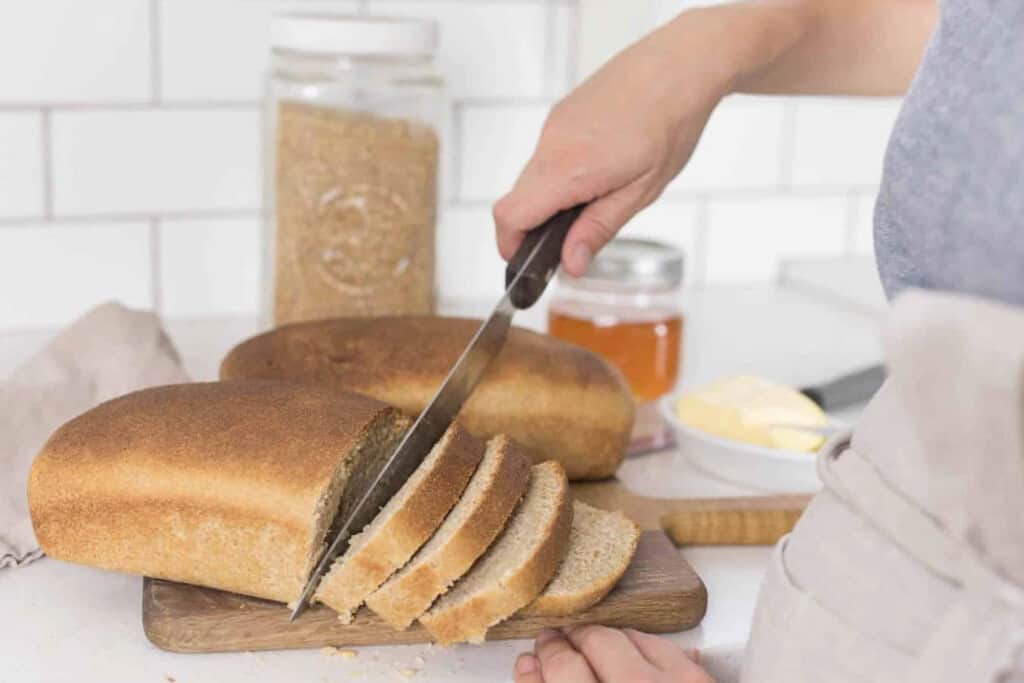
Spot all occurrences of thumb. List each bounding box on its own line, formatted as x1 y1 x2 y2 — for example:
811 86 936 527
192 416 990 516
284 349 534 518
513 653 546 683
561 189 643 277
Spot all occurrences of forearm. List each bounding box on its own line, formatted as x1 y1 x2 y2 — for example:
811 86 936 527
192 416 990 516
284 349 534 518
494 0 938 274
657 0 937 98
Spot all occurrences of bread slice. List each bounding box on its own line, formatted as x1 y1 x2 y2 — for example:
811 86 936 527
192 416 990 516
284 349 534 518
314 422 484 622
219 316 636 480
418 461 573 644
366 435 532 630
524 501 640 616
28 380 409 603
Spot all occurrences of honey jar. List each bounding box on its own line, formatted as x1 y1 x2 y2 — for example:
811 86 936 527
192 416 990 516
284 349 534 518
548 239 684 450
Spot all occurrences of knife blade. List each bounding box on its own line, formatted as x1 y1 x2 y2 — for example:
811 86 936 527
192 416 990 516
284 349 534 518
289 204 585 620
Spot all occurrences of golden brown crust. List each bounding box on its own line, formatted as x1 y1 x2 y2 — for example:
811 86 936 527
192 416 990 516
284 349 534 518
366 435 532 630
219 316 635 480
27 380 403 603
418 461 573 645
314 422 484 621
524 507 641 617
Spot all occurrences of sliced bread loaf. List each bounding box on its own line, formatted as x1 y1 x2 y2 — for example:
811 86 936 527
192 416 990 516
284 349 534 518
418 461 572 644
315 422 484 622
366 435 532 630
524 501 640 616
28 380 409 603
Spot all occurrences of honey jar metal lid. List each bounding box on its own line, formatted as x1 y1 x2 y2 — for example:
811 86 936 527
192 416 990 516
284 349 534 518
560 238 684 290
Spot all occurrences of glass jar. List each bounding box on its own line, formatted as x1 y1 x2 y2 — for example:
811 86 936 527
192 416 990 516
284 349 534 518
548 239 685 450
263 14 444 327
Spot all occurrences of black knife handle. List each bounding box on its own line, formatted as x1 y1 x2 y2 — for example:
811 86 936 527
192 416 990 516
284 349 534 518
505 204 586 309
801 364 886 411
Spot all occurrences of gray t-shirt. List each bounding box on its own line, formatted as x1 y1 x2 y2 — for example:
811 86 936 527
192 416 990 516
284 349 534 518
875 0 1024 306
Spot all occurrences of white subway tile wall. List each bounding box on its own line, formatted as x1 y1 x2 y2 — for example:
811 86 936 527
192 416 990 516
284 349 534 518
159 0 362 102
622 200 703 286
0 0 898 331
0 0 152 104
375 1 551 99
0 222 153 329
791 98 901 187
457 102 548 201
51 109 261 215
666 96 789 192
704 196 849 283
437 204 508 300
0 113 45 218
851 192 878 256
159 217 263 316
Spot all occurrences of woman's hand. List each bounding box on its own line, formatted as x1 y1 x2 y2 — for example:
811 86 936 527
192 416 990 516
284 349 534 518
513 626 715 683
493 13 731 277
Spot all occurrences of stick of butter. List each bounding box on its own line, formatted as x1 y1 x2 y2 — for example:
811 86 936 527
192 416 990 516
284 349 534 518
676 375 827 453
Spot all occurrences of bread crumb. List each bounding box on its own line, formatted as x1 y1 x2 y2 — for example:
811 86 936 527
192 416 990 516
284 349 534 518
320 646 358 659
398 668 418 679
338 649 358 659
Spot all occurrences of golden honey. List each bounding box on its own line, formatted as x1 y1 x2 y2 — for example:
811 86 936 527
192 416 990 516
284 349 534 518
549 309 683 402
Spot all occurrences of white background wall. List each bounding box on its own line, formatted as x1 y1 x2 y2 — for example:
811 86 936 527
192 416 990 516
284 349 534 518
0 0 896 331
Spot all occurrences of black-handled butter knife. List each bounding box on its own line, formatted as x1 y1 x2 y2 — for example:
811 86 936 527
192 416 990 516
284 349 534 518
289 205 585 620
800 364 886 412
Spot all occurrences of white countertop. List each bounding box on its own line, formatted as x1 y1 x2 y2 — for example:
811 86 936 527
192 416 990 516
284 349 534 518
0 285 883 683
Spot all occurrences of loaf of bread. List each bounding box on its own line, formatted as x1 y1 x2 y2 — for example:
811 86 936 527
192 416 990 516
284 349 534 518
28 380 410 603
29 378 642 642
366 435 532 630
219 316 635 480
419 461 573 644
314 422 483 622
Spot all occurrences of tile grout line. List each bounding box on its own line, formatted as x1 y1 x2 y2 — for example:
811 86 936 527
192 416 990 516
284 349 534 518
0 209 260 228
449 101 465 204
843 190 863 254
543 0 558 97
150 218 163 314
647 0 661 26
690 195 711 287
0 184 875 230
565 0 580 87
40 109 54 219
0 99 560 113
0 101 261 112
777 101 798 192
150 0 162 104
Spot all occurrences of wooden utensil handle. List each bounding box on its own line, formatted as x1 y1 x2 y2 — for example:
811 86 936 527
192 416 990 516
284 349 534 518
661 505 805 546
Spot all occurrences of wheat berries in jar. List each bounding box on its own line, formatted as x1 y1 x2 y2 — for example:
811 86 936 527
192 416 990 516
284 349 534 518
264 14 443 326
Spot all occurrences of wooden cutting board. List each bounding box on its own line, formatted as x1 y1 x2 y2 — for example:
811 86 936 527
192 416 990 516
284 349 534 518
142 479 809 653
143 531 706 653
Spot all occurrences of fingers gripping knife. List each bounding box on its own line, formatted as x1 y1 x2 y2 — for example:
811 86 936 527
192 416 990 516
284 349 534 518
290 205 586 620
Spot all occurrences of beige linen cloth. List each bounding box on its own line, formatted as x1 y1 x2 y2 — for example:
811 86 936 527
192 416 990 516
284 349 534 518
0 302 188 569
739 289 1024 682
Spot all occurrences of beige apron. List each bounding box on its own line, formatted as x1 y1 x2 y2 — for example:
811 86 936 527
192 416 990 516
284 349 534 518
741 290 1024 682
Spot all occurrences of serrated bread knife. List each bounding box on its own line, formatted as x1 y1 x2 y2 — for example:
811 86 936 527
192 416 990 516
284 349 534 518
289 205 585 621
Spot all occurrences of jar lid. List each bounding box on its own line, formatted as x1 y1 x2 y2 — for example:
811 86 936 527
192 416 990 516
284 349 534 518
271 13 438 57
560 238 684 290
